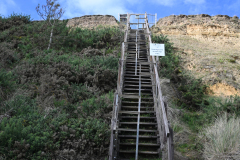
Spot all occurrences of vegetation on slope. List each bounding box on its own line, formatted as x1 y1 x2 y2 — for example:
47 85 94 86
0 13 123 160
152 34 240 159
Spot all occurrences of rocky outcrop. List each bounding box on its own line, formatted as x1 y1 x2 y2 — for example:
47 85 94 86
151 14 240 40
66 15 119 29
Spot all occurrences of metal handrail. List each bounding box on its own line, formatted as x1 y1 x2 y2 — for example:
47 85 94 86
135 64 141 160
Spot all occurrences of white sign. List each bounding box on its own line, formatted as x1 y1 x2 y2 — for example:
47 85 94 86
150 43 165 56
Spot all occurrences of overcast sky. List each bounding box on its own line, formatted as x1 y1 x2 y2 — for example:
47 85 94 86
0 0 239 21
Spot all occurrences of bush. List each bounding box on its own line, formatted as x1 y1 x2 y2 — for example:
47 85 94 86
0 12 32 31
181 95 240 132
177 75 208 110
200 113 240 160
81 91 114 117
0 69 17 103
0 89 114 159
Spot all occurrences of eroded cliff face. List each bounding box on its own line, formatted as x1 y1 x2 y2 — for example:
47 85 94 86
66 15 119 29
151 14 240 45
152 14 240 96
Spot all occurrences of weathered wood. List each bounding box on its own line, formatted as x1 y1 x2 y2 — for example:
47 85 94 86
119 134 158 138
109 91 117 160
117 128 157 132
168 126 174 160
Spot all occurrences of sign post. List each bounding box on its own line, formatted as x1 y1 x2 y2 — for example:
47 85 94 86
150 43 165 56
150 43 165 97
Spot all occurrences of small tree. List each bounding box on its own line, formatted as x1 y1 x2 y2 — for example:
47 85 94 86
36 0 65 50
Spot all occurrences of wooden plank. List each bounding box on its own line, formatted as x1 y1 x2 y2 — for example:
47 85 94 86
118 135 158 138
117 128 157 132
124 42 146 44
120 143 159 146
109 91 118 160
119 150 158 154
121 94 140 99
168 126 174 160
119 122 157 125
139 72 155 76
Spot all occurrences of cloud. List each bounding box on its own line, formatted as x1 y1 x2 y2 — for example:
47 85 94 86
150 0 205 6
0 0 17 16
228 0 240 12
58 0 135 20
184 0 205 4
150 0 177 6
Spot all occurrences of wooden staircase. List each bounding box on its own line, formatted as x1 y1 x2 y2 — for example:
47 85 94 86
118 29 160 159
109 13 174 160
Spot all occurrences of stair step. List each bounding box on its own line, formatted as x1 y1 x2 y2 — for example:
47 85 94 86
122 101 154 104
124 84 155 87
124 78 151 81
120 116 156 119
118 135 157 138
119 122 157 125
125 72 152 74
123 88 152 91
121 93 153 96
124 81 151 84
121 106 154 109
117 128 157 132
122 96 153 99
120 143 159 146
118 111 155 114
119 150 158 154
124 74 151 77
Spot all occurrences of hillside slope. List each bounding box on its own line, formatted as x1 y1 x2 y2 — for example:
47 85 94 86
151 14 240 97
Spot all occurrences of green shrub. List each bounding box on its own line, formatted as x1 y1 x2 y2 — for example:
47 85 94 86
69 83 94 104
181 95 240 132
0 12 32 31
0 90 114 159
81 91 114 116
177 76 208 110
0 69 17 102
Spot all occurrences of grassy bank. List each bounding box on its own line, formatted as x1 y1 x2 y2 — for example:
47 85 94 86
0 13 123 159
151 34 240 159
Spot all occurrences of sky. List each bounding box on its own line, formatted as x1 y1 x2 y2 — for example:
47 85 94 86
0 0 239 22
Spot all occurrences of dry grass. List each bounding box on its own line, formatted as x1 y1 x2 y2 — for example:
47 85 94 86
159 34 240 96
199 113 240 160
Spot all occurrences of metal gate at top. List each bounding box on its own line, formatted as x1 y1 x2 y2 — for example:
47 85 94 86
119 13 157 29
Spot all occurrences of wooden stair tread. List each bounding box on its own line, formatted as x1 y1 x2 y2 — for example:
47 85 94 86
119 150 158 154
117 128 157 132
119 122 157 125
120 143 159 146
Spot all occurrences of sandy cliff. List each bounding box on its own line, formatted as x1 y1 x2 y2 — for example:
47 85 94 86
151 14 240 96
66 15 119 29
